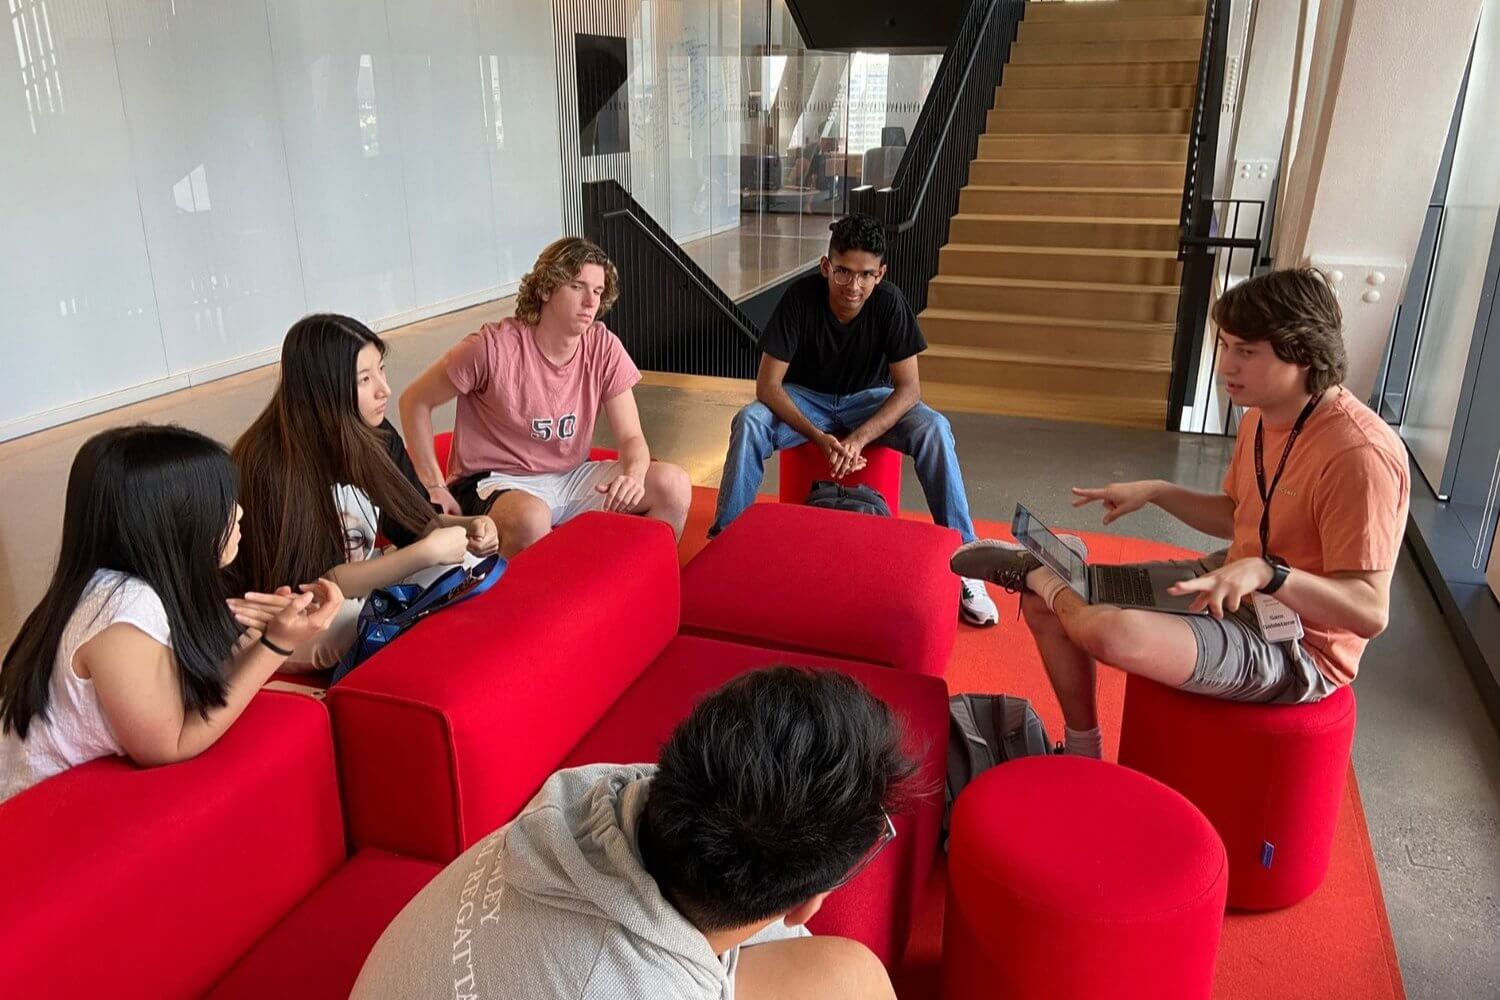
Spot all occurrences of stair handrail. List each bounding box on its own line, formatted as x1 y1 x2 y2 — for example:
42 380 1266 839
1169 0 1247 430
598 206 760 347
1178 0 1234 249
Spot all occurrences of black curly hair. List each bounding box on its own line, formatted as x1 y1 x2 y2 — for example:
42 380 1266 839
638 666 921 932
829 213 888 260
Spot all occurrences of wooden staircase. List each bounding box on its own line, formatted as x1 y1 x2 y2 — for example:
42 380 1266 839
920 0 1205 429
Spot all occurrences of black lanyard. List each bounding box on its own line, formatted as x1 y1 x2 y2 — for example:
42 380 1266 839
1253 393 1323 556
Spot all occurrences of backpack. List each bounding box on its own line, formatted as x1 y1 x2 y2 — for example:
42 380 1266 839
804 480 892 517
944 694 1053 845
329 555 506 686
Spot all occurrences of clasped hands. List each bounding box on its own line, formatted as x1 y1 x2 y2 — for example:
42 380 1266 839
816 431 869 480
226 578 346 664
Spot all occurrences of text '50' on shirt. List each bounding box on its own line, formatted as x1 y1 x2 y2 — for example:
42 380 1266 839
443 317 641 479
757 272 926 396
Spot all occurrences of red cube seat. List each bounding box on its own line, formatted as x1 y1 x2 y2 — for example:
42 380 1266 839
778 440 902 512
681 502 959 676
1118 676 1357 910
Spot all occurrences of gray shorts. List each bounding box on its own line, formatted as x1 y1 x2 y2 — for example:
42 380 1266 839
1148 551 1338 705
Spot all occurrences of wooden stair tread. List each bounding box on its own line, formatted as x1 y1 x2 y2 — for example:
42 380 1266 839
919 381 1168 427
942 243 1180 259
962 184 1181 195
1003 62 1198 80
923 343 1173 374
952 212 1179 225
928 274 1180 294
970 157 1183 166
920 307 1174 333
982 131 1190 139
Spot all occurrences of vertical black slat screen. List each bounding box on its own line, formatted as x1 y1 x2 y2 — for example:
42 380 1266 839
1167 0 1237 429
849 0 1026 316
583 180 760 379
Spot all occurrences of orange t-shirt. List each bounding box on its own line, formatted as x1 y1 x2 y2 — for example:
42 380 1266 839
1222 389 1410 686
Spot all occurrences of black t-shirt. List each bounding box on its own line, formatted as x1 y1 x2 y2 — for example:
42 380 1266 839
376 419 432 548
757 272 927 395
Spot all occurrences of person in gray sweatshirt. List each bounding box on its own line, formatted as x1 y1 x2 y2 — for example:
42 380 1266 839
351 665 921 1000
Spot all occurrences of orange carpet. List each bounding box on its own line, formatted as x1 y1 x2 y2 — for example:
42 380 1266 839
680 486 1406 1000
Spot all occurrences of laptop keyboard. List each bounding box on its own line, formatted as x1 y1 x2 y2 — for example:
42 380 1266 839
1093 566 1157 607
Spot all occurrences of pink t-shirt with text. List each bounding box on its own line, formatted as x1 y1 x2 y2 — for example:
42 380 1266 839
444 317 641 477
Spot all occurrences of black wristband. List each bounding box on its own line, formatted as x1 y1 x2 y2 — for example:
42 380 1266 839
259 634 294 657
1261 555 1291 595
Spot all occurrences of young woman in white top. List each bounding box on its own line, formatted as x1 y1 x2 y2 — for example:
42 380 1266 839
230 314 497 670
0 425 343 803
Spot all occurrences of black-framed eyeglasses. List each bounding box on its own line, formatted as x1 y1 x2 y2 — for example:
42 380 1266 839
827 811 897 891
829 265 881 287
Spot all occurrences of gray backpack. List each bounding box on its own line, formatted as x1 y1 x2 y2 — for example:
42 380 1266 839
944 694 1053 845
805 480 892 517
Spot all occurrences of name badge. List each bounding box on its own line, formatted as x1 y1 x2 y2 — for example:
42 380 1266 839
1250 592 1304 644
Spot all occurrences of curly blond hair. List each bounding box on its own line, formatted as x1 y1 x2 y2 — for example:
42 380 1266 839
514 237 620 326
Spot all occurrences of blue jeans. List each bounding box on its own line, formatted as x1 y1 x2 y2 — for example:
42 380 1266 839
710 385 979 542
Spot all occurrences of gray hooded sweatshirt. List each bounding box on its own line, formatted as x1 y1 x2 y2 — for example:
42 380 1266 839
351 763 808 1000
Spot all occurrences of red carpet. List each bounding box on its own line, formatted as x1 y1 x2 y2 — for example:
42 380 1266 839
680 486 1405 1000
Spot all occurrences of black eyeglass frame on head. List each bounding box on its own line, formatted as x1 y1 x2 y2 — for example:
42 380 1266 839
826 810 897 891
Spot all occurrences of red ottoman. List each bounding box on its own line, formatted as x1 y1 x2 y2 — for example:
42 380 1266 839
1118 676 1356 911
681 502 960 676
944 757 1227 1000
778 441 902 512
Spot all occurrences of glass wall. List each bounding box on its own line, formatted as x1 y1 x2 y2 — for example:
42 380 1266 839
0 0 941 438
0 0 564 439
671 0 941 299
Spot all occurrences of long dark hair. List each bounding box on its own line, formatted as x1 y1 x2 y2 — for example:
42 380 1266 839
1 425 241 740
232 313 437 591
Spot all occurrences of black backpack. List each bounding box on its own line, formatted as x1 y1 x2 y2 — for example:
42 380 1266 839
805 480 892 517
944 694 1053 846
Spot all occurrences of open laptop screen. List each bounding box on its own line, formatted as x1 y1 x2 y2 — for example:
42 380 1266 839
1012 503 1088 595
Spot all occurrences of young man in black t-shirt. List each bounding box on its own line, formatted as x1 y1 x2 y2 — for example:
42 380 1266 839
710 214 998 626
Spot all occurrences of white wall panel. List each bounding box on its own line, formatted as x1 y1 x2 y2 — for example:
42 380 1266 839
265 0 416 321
107 0 306 374
0 0 170 428
386 0 502 308
475 0 566 277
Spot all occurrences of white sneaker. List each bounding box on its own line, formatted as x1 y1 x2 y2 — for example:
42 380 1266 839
959 577 999 627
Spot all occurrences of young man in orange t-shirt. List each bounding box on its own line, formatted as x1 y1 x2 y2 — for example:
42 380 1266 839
951 268 1409 758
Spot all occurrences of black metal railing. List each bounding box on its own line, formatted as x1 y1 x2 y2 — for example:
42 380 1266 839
582 180 759 378
1167 0 1237 429
1177 198 1267 436
849 0 1026 313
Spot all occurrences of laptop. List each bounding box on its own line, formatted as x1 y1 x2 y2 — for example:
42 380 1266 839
1012 502 1206 615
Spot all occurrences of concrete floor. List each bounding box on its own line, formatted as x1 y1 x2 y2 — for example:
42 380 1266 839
1 306 1496 998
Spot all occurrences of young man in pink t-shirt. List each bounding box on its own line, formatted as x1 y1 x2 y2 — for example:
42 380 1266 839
951 268 1409 758
400 238 691 557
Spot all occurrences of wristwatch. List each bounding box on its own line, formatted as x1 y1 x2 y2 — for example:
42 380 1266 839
1261 554 1290 595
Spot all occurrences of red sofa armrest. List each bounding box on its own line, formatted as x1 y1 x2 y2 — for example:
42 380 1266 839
328 513 680 862
0 692 344 999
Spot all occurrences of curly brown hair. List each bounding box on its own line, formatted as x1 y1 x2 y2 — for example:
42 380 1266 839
514 237 620 326
1212 267 1347 393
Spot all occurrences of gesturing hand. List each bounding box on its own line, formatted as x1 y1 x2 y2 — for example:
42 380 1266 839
465 516 499 556
1071 481 1159 525
1167 558 1274 619
596 473 646 513
229 580 345 655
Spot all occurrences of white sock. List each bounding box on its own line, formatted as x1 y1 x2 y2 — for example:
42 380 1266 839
1025 565 1070 611
1064 726 1103 759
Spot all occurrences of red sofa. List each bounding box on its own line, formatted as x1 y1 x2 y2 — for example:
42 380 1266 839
0 507 957 997
0 692 441 1000
330 509 955 966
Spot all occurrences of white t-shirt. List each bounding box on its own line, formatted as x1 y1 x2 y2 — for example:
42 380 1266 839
0 570 171 803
